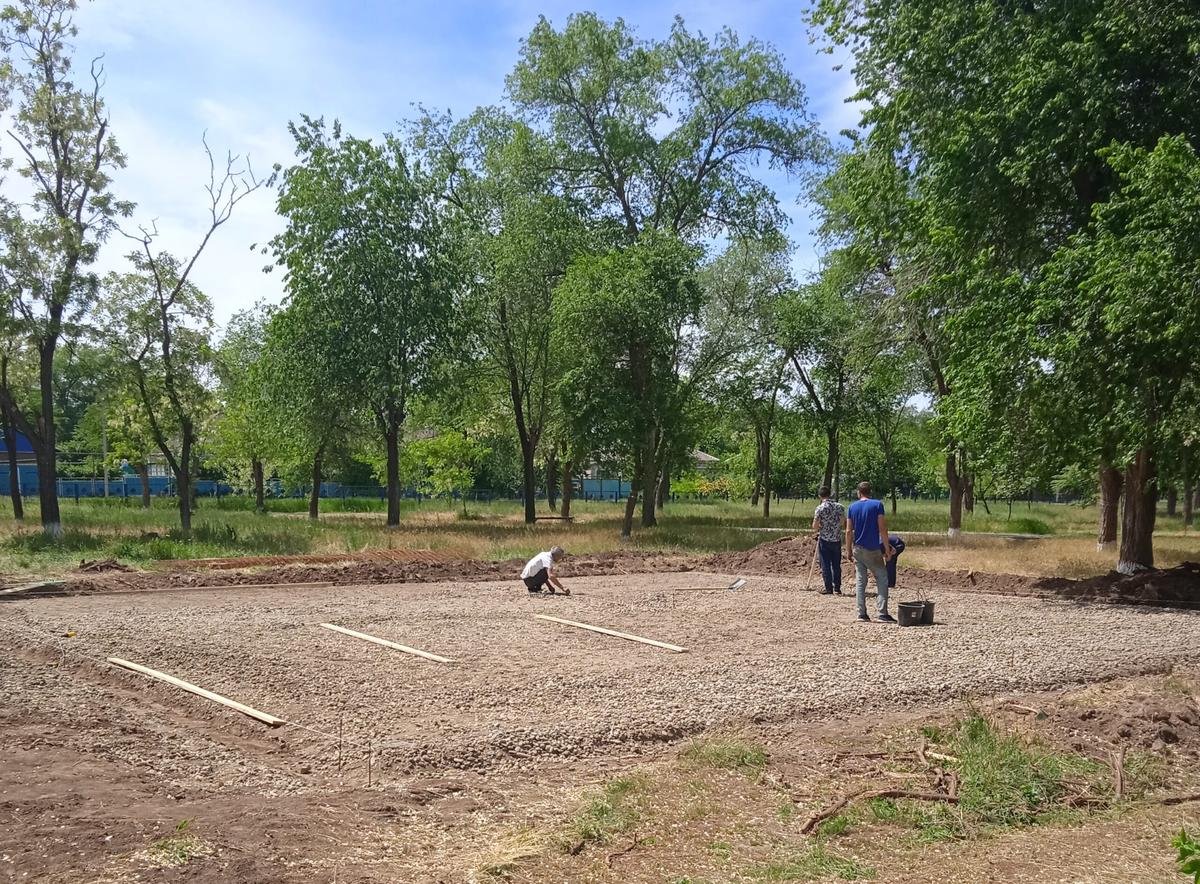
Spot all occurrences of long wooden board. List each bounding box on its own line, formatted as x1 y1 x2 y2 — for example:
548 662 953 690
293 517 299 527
534 614 687 653
107 657 286 727
0 579 66 596
319 623 453 664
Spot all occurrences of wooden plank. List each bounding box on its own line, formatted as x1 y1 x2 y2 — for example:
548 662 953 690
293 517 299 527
319 623 453 664
534 614 687 653
0 579 66 596
107 657 286 727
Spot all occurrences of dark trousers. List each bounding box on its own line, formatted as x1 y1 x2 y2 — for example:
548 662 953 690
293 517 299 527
886 550 902 588
818 539 842 591
523 568 549 592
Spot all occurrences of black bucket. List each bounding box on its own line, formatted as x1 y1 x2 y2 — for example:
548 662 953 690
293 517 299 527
921 600 935 625
897 601 925 627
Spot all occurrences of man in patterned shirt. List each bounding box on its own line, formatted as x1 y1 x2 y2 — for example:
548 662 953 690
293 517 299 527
811 486 845 595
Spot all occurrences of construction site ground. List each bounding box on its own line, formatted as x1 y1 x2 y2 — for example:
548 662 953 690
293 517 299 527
3 537 1200 882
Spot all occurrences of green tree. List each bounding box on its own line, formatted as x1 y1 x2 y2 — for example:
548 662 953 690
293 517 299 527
554 232 701 538
509 13 826 525
403 431 489 515
212 303 274 512
706 239 794 516
417 109 584 524
270 117 456 527
812 0 1200 564
96 256 214 534
0 0 132 534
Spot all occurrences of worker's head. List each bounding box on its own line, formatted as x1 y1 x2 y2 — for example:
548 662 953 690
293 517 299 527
550 546 566 561
857 481 872 499
818 486 831 500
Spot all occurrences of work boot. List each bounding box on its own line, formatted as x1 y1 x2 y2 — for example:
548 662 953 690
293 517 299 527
856 613 871 622
878 613 897 623
821 589 834 595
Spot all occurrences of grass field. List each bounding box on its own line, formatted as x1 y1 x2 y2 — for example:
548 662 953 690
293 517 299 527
0 495 1195 578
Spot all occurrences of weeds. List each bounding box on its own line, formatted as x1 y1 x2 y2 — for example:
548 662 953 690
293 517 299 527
750 844 876 881
146 820 207 867
561 775 647 850
680 737 768 776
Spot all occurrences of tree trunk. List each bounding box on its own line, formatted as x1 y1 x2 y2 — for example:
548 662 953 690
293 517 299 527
640 428 658 528
1184 449 1194 528
822 427 838 492
1117 448 1156 574
622 479 640 540
761 426 772 518
33 336 62 535
1097 465 1122 551
546 448 558 512
1166 486 1178 517
385 423 400 527
946 450 963 538
176 427 194 536
138 463 151 509
964 474 975 514
561 457 573 521
657 468 668 511
309 446 324 521
520 438 536 525
3 406 23 522
252 458 265 513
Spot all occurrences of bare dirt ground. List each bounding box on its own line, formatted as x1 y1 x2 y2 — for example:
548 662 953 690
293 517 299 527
52 533 1200 608
4 554 1200 882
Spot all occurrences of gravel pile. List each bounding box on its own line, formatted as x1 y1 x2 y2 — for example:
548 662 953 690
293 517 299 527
7 571 1200 784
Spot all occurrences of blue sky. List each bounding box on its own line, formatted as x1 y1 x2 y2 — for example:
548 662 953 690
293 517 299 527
72 1 861 323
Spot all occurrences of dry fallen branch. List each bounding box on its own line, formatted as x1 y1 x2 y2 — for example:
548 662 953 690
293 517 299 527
926 750 959 763
1157 793 1200 806
801 788 960 835
606 834 648 868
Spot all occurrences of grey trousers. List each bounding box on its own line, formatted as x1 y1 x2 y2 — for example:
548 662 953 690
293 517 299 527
853 545 890 616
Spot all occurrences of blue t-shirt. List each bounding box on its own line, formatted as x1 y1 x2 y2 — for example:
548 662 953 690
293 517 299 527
848 498 885 549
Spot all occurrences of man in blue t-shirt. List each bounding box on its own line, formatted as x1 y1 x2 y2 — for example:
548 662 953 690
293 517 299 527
845 481 895 623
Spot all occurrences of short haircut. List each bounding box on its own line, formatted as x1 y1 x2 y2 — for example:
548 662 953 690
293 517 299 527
818 486 831 498
550 546 565 560
857 481 872 497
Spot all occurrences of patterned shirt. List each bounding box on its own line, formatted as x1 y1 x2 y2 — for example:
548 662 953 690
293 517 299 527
813 499 845 542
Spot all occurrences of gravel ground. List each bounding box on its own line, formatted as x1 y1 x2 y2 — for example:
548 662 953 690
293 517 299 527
5 571 1200 786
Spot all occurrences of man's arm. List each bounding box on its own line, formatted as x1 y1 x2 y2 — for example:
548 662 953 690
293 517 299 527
812 512 821 535
878 510 893 559
845 513 855 561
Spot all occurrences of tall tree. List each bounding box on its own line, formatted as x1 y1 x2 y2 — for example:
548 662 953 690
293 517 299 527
97 257 214 534
509 13 825 523
0 0 131 533
212 303 274 512
270 117 455 527
417 110 583 524
706 239 794 516
554 232 701 537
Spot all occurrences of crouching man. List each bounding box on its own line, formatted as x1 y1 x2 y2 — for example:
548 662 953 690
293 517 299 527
521 545 570 595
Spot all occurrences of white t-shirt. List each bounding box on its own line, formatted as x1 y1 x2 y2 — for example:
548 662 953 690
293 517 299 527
521 551 556 579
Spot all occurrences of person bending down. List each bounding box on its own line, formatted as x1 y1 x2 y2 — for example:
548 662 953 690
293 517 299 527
521 546 569 595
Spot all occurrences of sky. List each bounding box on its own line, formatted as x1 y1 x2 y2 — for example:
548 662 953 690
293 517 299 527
66 0 863 325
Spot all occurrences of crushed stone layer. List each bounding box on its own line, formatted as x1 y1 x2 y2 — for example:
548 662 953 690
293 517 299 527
4 571 1200 786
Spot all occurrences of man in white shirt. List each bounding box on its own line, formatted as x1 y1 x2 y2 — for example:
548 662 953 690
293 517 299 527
521 546 569 595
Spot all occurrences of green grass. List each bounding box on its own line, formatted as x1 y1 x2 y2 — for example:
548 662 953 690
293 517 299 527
749 845 876 881
561 775 648 850
679 737 769 776
0 494 1191 578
